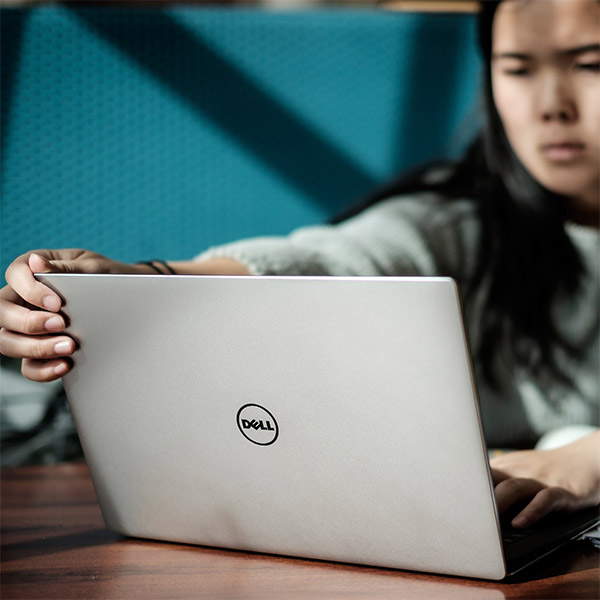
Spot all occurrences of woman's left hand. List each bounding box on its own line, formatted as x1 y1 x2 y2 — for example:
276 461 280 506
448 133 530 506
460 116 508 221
490 430 600 528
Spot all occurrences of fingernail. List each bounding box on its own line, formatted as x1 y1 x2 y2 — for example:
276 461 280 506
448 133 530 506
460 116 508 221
54 341 72 355
54 363 69 376
45 316 64 332
43 295 61 312
512 516 528 528
30 253 47 268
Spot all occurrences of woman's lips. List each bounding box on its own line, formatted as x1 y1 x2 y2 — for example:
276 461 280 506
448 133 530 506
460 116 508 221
541 142 585 162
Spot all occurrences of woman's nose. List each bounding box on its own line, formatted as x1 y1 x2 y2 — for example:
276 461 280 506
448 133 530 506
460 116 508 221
538 72 578 123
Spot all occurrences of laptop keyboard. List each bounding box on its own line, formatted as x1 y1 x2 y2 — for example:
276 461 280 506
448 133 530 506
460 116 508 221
501 506 600 575
501 524 539 545
499 504 542 545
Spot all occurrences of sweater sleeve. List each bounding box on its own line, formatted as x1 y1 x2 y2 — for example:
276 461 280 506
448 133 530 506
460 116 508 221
195 193 482 280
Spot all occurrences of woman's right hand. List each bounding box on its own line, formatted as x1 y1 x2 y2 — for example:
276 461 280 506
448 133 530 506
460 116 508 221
0 249 147 382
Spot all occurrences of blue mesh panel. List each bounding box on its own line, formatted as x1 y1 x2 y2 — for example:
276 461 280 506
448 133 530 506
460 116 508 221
1 7 480 282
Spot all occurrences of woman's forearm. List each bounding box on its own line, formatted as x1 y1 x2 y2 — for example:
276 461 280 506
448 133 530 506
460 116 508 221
162 258 251 276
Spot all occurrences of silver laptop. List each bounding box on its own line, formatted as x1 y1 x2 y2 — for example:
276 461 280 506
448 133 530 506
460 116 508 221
37 274 599 580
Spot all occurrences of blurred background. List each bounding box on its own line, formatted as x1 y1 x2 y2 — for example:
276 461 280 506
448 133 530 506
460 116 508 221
0 1 478 8
1 0 481 465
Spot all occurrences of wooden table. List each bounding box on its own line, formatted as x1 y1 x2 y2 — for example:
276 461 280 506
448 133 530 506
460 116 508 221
1 464 599 599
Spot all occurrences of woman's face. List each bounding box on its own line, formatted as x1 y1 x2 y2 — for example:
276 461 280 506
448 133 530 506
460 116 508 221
491 0 600 224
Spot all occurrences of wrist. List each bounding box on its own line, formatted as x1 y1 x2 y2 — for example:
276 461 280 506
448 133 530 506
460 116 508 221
133 262 158 274
134 260 176 275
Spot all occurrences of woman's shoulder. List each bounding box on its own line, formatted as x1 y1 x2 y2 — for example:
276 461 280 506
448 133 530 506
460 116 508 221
354 191 483 254
357 190 481 228
339 191 484 281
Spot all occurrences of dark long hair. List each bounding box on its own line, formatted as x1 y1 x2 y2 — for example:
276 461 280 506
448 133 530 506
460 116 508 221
334 0 585 387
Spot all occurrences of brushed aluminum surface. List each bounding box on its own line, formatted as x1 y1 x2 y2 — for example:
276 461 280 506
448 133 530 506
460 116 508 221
38 274 506 579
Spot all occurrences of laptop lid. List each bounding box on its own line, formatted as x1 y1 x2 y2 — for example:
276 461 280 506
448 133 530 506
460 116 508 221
37 274 507 580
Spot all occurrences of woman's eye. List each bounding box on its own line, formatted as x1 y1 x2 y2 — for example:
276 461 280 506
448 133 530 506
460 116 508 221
503 68 530 76
576 62 600 72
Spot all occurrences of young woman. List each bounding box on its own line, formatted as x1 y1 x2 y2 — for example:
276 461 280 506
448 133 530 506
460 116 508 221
1 0 598 529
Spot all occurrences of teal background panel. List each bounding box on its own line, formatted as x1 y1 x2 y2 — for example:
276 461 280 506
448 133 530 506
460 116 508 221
1 7 481 284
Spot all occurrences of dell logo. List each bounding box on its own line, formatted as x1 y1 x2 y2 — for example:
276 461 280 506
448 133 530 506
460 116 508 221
241 419 275 432
237 404 279 446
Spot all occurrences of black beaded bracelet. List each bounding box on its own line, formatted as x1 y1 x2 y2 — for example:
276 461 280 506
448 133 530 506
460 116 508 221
136 260 176 275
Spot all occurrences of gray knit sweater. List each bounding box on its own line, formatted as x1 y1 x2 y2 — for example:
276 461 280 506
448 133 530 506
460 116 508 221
197 193 599 448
